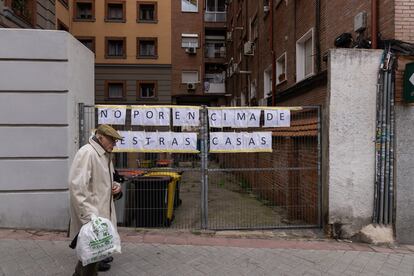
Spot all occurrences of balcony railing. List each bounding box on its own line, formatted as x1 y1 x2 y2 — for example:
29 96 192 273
204 11 226 22
204 73 226 94
205 44 226 58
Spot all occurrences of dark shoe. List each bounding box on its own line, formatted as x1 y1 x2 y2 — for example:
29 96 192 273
98 261 111 272
102 256 113 263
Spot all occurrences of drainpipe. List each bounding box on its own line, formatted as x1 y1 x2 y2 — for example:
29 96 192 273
315 0 321 73
271 0 276 106
371 0 378 49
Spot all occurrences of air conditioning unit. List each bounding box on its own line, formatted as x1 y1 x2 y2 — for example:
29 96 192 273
185 47 197 54
263 5 270 13
187 83 196 90
243 41 254 55
226 31 233 42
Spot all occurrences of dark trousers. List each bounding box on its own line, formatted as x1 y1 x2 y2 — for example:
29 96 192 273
73 261 98 276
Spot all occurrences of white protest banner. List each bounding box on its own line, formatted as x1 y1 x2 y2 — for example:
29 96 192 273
131 106 170 126
245 132 272 152
97 105 126 125
233 109 261 128
209 132 224 152
209 132 272 153
130 131 145 151
263 109 291 127
169 132 198 152
142 132 159 151
173 107 200 126
113 131 131 151
208 109 222 128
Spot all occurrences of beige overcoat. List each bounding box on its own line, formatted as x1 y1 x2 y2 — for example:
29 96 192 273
69 137 117 239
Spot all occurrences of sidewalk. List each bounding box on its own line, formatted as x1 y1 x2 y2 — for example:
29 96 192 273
0 228 413 276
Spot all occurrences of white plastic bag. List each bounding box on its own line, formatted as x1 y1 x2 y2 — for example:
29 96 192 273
76 214 121 266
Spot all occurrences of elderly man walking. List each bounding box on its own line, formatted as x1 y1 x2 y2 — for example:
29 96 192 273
69 124 123 276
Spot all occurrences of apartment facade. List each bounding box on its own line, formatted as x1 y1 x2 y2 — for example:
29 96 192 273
0 0 56 28
68 0 171 105
172 0 228 106
226 0 396 107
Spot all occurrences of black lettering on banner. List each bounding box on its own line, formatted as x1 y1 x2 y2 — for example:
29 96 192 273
114 110 122 118
159 112 165 120
188 112 195 120
145 137 151 145
236 137 242 146
172 138 178 146
223 112 227 121
212 137 218 145
248 138 256 146
146 111 154 119
132 137 138 145
279 112 285 121
174 111 180 120
211 113 217 121
261 136 266 145
185 137 191 145
120 137 125 145
249 113 257 121
237 112 246 121
266 112 273 121
225 137 232 145
133 110 139 118
159 137 165 145
99 110 108 118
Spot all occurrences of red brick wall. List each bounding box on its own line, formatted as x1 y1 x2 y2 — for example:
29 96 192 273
395 0 414 42
171 0 204 97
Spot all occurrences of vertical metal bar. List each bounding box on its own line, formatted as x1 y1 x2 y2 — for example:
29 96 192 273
200 106 208 229
78 102 85 148
317 106 322 228
389 61 395 225
379 68 388 224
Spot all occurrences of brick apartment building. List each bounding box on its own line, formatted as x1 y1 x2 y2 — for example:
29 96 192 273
172 0 228 106
225 0 397 107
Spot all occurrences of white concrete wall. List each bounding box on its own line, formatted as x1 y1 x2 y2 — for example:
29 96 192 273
0 29 94 230
395 106 414 244
326 49 382 236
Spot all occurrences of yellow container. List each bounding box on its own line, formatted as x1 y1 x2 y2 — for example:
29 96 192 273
144 172 182 223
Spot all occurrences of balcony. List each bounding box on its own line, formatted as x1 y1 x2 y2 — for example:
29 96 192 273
204 11 226 22
205 43 226 59
204 73 226 94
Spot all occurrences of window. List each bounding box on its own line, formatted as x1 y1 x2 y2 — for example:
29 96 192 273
74 0 95 21
181 71 199 83
137 81 157 99
105 1 125 22
276 52 286 84
105 37 126 59
77 37 95 53
138 2 157 22
181 34 199 48
205 36 226 58
137 38 157 58
105 81 126 100
250 16 258 41
205 0 226 21
181 0 198 12
264 65 272 98
296 28 314 82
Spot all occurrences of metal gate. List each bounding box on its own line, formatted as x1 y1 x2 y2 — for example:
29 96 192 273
78 104 321 230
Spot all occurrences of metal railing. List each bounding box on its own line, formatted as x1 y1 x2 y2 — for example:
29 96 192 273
204 11 226 22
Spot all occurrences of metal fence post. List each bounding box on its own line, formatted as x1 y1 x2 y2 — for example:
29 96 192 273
317 105 322 228
200 106 209 229
78 102 85 149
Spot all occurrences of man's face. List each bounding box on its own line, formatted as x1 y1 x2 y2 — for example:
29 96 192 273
99 135 117 152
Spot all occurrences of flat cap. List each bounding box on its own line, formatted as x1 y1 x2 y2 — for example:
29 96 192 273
96 124 122 140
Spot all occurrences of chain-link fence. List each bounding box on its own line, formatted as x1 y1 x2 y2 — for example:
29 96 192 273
79 104 321 230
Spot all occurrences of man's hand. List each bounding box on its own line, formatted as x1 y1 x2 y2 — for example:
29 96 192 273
112 182 121 195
